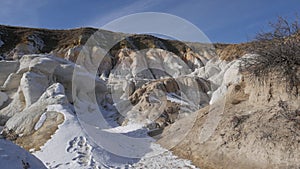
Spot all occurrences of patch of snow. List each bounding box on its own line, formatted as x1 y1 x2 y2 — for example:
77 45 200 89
33 104 102 169
34 112 47 130
130 143 199 169
102 123 144 134
34 102 199 168
0 139 47 169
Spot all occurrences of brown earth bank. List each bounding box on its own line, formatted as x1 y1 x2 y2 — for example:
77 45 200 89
159 74 300 169
14 111 64 151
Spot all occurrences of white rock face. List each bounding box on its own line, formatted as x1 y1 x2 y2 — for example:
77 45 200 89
20 72 49 108
0 88 26 125
29 57 59 74
0 92 8 107
111 48 192 82
0 53 108 138
18 55 39 73
103 48 218 130
2 73 23 91
0 61 19 86
223 60 242 85
53 63 75 102
65 45 82 61
9 55 59 108
192 55 245 105
4 83 68 136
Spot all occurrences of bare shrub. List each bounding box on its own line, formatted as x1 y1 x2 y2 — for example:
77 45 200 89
241 16 300 95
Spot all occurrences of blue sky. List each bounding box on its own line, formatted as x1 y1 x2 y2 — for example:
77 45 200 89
0 0 299 43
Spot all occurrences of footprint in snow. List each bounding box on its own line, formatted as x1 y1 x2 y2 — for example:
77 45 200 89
66 136 97 167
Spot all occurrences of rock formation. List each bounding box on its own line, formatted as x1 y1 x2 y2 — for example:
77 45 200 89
0 25 299 169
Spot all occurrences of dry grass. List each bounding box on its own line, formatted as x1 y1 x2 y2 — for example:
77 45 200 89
240 16 300 95
215 43 253 61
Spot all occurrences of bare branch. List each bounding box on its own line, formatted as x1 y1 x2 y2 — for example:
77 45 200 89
241 15 300 96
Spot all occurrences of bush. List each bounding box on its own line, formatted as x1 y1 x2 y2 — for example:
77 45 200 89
241 16 300 95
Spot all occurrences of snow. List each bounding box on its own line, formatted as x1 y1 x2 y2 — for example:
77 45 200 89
33 104 100 169
103 123 144 134
34 112 47 130
90 116 200 168
130 144 198 169
32 102 199 169
0 139 46 169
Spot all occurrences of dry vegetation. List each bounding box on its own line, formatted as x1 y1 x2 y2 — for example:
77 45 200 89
240 16 300 95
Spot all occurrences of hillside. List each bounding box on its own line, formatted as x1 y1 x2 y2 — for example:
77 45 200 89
0 24 299 169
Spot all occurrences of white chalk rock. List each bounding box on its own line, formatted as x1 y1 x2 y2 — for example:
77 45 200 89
4 83 68 136
20 72 49 108
0 61 19 86
0 92 8 107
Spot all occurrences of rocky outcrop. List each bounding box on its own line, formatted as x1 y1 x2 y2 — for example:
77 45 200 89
118 76 211 129
0 92 8 107
1 55 56 122
3 83 67 137
0 53 107 151
108 47 213 130
0 60 19 86
160 54 300 169
0 25 299 169
10 34 45 60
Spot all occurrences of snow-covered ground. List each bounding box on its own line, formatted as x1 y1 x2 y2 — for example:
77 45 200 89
0 138 46 169
32 102 199 169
